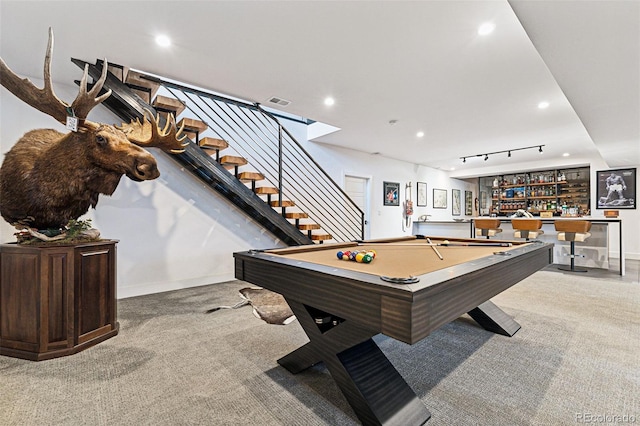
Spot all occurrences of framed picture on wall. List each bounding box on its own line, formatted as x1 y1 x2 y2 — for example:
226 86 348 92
452 189 461 215
596 168 636 209
383 181 400 206
433 188 447 209
416 182 427 206
465 190 473 215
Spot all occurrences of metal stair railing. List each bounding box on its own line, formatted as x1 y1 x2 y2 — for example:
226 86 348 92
151 77 364 242
72 58 314 246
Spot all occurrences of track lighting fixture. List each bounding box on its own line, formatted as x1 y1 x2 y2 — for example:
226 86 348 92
460 145 545 164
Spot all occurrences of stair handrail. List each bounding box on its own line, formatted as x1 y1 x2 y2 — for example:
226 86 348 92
145 75 364 242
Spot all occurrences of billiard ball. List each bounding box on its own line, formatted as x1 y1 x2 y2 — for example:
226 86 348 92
367 250 376 258
336 251 344 259
355 252 365 263
362 254 372 263
442 240 450 245
342 251 351 260
350 251 359 261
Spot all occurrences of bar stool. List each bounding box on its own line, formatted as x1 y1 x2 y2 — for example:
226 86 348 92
512 219 544 241
554 220 591 272
475 218 502 239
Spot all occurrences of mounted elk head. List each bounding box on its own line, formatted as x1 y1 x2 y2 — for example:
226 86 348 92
0 28 187 233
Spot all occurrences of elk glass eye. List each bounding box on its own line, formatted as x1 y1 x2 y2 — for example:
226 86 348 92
96 135 106 144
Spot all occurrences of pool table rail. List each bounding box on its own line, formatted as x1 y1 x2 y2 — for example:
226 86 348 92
234 239 553 344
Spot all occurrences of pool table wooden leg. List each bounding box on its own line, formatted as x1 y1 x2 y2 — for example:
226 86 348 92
467 300 521 336
279 298 432 426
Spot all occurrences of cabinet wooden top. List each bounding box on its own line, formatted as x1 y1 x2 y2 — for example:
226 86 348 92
0 239 118 250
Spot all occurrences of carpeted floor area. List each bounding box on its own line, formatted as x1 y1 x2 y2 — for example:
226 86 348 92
1 266 638 425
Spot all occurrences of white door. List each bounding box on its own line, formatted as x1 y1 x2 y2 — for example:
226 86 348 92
344 175 370 239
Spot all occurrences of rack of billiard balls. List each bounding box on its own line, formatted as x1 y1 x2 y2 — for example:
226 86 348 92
336 249 376 263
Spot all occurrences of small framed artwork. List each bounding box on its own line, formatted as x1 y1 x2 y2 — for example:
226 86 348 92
433 188 447 209
452 189 461 215
383 181 400 206
596 168 636 209
416 182 427 206
465 190 473 215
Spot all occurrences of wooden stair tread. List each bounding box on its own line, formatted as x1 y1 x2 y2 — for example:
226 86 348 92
219 155 248 166
285 212 308 219
125 70 160 101
238 172 265 181
199 137 229 150
270 200 295 207
177 117 209 132
298 224 320 230
152 95 186 116
310 234 332 241
254 187 279 195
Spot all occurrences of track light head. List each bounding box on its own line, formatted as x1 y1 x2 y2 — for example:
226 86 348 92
508 151 511 158
539 146 543 153
484 154 488 161
462 157 466 163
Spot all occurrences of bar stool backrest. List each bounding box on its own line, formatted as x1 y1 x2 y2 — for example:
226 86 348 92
554 220 591 234
475 218 502 230
512 219 543 231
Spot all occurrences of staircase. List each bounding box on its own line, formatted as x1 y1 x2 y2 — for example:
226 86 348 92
73 58 363 246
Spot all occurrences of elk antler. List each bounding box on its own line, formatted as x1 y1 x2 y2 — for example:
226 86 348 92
0 27 111 126
117 109 188 153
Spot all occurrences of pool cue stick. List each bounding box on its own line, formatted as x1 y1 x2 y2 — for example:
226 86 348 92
426 237 444 260
441 242 512 247
360 242 513 247
416 235 512 247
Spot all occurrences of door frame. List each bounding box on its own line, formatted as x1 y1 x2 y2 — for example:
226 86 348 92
343 172 372 240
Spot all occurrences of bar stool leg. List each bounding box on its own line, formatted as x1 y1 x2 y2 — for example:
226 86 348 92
558 241 588 273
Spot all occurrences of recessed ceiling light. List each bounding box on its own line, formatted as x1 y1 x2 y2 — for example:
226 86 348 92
416 131 424 138
563 152 570 157
538 101 550 109
155 34 171 47
450 167 456 171
324 97 335 106
478 22 495 36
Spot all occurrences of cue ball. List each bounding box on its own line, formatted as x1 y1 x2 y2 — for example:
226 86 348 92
442 240 449 245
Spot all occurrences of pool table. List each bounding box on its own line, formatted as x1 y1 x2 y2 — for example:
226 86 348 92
234 236 553 425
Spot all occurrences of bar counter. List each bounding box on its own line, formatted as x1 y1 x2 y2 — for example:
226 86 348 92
413 217 624 275
472 217 624 275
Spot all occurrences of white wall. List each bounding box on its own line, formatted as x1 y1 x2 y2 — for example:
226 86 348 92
1 81 284 298
294 142 477 238
2 79 638 301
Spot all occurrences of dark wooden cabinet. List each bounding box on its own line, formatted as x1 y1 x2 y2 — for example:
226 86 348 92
0 240 119 361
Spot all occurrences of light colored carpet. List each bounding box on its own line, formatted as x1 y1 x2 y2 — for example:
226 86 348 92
1 270 638 425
